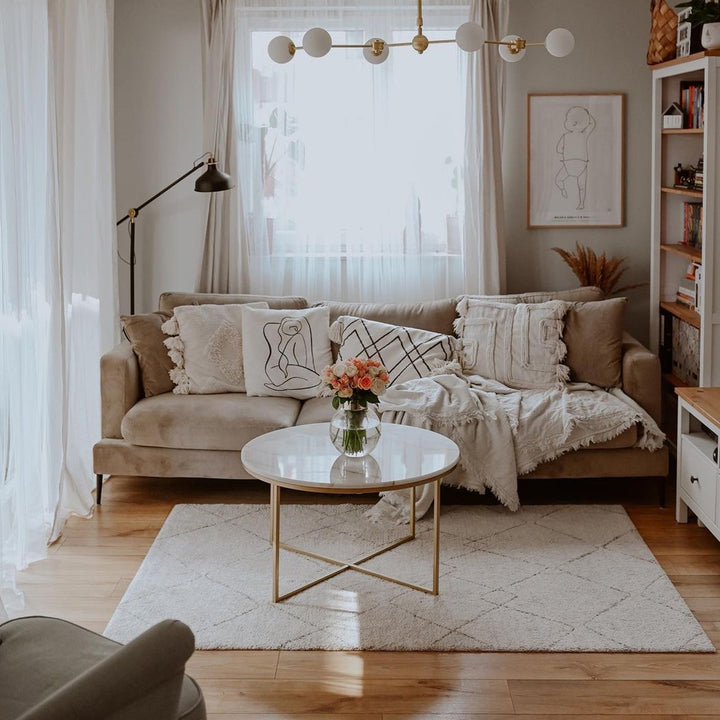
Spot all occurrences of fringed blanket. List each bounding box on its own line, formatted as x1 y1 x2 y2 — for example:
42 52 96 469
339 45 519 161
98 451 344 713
367 363 665 522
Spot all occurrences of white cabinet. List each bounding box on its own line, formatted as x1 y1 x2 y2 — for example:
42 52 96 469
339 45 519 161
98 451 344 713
676 388 720 540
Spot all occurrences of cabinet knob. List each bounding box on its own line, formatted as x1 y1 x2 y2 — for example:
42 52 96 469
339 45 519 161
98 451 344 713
690 475 699 484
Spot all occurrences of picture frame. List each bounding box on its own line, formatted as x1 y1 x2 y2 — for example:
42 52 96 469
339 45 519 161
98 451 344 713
527 93 625 229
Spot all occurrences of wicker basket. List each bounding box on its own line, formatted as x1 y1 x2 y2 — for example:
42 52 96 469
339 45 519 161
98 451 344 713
647 0 678 65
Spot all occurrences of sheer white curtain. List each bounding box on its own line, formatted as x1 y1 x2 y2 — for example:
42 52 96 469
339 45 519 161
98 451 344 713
0 0 116 609
225 0 470 303
463 0 507 294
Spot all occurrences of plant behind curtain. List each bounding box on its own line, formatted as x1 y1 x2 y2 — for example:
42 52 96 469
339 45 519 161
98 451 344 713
0 0 116 610
228 0 470 303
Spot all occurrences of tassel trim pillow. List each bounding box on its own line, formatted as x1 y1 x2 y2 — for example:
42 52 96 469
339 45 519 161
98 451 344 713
454 298 571 390
161 302 268 394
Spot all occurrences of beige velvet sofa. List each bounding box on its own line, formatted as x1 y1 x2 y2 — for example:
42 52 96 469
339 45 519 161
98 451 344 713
93 290 669 504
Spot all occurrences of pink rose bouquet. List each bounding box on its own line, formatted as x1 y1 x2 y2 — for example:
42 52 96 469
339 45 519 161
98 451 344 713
320 357 390 411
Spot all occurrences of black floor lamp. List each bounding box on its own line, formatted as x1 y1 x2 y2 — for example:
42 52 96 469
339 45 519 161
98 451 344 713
116 152 234 314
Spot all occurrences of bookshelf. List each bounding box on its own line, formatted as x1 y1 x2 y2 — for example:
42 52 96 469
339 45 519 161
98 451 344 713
650 52 720 440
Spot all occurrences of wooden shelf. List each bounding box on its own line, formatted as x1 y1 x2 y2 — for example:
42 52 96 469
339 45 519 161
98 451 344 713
661 186 703 198
650 49 720 71
660 242 702 262
660 300 701 329
662 128 704 135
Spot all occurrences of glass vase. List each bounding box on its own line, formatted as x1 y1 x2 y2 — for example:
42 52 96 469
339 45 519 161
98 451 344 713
329 404 381 457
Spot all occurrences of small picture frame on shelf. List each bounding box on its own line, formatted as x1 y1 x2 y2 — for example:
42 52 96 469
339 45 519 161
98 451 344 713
527 93 625 228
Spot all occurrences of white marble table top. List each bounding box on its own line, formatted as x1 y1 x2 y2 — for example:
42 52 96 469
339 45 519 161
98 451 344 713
241 422 459 493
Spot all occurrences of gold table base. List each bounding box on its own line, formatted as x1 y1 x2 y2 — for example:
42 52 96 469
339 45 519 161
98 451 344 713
270 481 441 602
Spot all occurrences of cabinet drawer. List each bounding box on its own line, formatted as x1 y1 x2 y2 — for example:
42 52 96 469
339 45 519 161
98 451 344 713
680 434 718 522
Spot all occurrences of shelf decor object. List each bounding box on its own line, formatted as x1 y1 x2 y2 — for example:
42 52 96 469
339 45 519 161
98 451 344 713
116 153 233 315
650 51 720 443
527 93 625 228
267 0 574 65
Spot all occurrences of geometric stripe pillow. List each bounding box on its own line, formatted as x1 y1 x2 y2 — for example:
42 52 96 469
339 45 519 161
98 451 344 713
329 315 459 386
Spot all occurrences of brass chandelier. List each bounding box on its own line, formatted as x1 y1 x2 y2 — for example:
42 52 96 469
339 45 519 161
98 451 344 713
268 0 575 65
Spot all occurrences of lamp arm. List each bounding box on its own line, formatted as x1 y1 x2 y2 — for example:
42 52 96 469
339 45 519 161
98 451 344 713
116 161 207 226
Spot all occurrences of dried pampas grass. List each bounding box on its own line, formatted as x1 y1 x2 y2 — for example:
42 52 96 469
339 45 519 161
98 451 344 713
552 243 644 297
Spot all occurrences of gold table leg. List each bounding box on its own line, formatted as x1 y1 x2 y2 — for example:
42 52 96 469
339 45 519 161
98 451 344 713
270 480 440 602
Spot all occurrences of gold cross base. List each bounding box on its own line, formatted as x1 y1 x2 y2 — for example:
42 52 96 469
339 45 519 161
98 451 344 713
270 480 441 603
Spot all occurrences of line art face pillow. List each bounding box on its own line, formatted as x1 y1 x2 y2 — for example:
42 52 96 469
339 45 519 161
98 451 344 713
242 305 333 399
329 316 459 386
161 302 268 394
455 298 571 389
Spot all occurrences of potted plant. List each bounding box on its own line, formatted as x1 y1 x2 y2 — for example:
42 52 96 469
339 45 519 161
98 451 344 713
677 0 720 50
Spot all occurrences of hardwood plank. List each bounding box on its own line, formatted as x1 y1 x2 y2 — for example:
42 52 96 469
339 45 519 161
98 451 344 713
207 715 381 720
276 651 720 681
187 651 279 679
508 680 720 715
202 679 512 715
385 716 720 720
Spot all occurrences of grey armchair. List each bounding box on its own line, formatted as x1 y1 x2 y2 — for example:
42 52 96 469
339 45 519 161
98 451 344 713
0 616 205 720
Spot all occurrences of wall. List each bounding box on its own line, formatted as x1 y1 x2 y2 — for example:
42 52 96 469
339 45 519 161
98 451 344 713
503 0 652 343
114 0 205 315
114 0 653 340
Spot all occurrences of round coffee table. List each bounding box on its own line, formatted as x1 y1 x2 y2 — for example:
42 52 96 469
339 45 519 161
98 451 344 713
241 422 459 602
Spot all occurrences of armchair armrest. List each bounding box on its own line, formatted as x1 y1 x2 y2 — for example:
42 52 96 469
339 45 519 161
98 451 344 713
101 342 142 439
622 332 661 425
19 620 197 720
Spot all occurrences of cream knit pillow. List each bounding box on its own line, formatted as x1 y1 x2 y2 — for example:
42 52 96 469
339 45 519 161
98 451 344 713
161 302 267 394
455 298 571 389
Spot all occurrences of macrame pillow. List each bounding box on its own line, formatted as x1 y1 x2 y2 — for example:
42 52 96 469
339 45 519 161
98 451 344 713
454 298 571 390
161 302 268 394
329 316 459 386
241 305 333 400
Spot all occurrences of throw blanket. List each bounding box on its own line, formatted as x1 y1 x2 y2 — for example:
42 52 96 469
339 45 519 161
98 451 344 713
368 364 665 522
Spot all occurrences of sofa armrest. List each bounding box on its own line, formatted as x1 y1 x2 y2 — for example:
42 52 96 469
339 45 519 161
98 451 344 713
101 342 142 439
622 332 661 425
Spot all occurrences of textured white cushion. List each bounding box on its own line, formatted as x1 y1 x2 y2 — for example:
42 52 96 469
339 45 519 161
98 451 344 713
454 298 570 389
329 316 458 386
161 302 267 394
242 306 332 400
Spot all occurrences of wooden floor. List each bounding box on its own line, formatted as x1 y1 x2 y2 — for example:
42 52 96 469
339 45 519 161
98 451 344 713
14 475 720 719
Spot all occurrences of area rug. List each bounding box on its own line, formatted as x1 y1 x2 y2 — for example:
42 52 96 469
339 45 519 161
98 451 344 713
104 503 714 652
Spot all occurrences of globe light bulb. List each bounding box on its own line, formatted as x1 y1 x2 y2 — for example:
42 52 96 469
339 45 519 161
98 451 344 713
268 35 296 64
303 27 332 58
498 34 526 62
545 28 575 57
455 22 486 52
363 38 389 65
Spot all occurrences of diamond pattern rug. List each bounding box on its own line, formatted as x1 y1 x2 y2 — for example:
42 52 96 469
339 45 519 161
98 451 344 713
104 503 714 652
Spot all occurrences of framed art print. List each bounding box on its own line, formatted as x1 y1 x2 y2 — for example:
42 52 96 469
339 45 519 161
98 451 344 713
527 93 625 228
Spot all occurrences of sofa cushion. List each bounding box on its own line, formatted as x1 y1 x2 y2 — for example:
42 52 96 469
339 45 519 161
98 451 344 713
158 292 307 314
315 298 458 336
564 298 626 387
162 302 267 394
121 393 301 450
121 312 174 397
297 396 334 425
467 286 604 304
455 299 571 389
330 315 459 386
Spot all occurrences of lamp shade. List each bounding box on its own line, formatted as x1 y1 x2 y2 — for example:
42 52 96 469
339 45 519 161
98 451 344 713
545 28 575 57
268 35 296 63
455 22 485 52
303 27 332 57
363 38 389 64
194 162 234 193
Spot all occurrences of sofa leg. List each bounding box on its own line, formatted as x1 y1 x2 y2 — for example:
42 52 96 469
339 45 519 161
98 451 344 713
96 474 104 505
656 475 666 508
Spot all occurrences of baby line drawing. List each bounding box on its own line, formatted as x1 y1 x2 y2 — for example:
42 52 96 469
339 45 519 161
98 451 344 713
555 106 596 210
